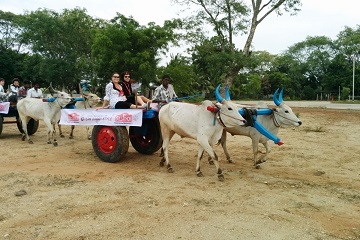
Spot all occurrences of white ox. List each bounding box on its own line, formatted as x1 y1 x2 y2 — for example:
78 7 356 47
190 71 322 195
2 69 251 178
220 89 302 168
159 85 246 181
17 91 73 146
58 92 102 139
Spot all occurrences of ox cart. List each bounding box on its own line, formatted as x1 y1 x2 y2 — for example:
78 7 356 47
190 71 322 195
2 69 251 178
59 103 163 163
0 102 39 136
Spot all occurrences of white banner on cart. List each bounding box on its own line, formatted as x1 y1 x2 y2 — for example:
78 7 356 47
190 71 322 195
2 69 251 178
0 102 10 114
59 108 143 126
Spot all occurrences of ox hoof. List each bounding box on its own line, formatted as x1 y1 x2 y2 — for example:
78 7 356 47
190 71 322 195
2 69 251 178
53 141 58 147
228 159 235 164
218 174 225 181
28 140 33 144
47 141 52 144
60 134 65 138
87 137 91 140
255 164 261 169
208 160 214 165
167 167 173 173
22 136 26 141
196 172 203 177
69 136 74 139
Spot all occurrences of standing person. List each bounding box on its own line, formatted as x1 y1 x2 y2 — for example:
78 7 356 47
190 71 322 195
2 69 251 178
120 71 151 109
98 72 146 109
18 80 31 99
27 82 43 98
0 78 9 102
152 75 178 102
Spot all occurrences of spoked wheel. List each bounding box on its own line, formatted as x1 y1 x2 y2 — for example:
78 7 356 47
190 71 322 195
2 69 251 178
92 126 129 163
17 118 39 135
129 118 162 154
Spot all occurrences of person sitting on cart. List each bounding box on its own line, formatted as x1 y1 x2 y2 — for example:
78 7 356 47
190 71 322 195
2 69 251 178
152 75 178 103
27 82 43 98
7 78 20 103
18 80 31 100
98 72 147 110
0 78 9 102
120 71 151 110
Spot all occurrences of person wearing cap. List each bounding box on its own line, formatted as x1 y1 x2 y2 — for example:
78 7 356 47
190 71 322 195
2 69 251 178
27 82 43 98
152 75 178 102
120 71 151 110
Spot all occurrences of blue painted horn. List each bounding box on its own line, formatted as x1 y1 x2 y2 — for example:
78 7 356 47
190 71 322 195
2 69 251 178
273 88 284 106
215 84 224 103
225 86 230 101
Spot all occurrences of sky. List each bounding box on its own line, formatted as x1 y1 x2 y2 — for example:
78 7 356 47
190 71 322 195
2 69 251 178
1 0 359 63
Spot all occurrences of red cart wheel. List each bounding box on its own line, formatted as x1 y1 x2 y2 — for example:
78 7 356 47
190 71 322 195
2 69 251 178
92 126 129 163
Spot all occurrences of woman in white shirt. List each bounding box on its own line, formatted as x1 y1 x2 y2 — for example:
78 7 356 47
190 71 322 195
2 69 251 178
99 72 146 109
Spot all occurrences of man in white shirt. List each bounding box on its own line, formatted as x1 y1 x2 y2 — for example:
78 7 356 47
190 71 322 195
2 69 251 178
27 82 43 98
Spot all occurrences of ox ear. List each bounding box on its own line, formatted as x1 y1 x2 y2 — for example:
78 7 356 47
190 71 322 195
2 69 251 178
225 85 230 101
215 84 224 103
273 88 284 106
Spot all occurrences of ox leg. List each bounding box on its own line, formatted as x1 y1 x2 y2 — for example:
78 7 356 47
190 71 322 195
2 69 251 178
252 138 262 169
51 123 58 146
86 126 91 140
20 116 32 144
43 120 55 145
160 130 175 173
196 148 204 177
219 130 233 163
69 125 75 139
198 138 224 181
58 123 65 138
262 142 271 162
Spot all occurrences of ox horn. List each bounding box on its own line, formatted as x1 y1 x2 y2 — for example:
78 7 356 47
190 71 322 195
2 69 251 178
215 84 224 103
273 88 284 106
225 85 230 101
49 82 57 96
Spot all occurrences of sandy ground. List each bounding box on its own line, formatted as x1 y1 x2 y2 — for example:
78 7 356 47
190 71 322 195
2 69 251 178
0 106 360 240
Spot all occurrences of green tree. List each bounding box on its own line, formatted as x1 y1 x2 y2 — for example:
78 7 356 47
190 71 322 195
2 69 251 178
173 0 302 90
92 14 178 92
19 8 97 90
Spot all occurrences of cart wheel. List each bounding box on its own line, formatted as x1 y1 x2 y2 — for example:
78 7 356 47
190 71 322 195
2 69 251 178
129 118 163 154
92 126 129 163
17 118 39 135
0 116 3 135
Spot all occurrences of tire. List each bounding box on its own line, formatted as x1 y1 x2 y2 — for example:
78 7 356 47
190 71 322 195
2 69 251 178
0 116 3 135
17 118 39 135
92 126 129 163
129 118 163 154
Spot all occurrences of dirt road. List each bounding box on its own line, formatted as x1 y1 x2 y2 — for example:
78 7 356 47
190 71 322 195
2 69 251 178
0 107 360 239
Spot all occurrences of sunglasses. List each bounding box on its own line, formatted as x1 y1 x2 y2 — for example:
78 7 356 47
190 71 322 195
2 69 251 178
113 76 120 78
124 75 130 78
